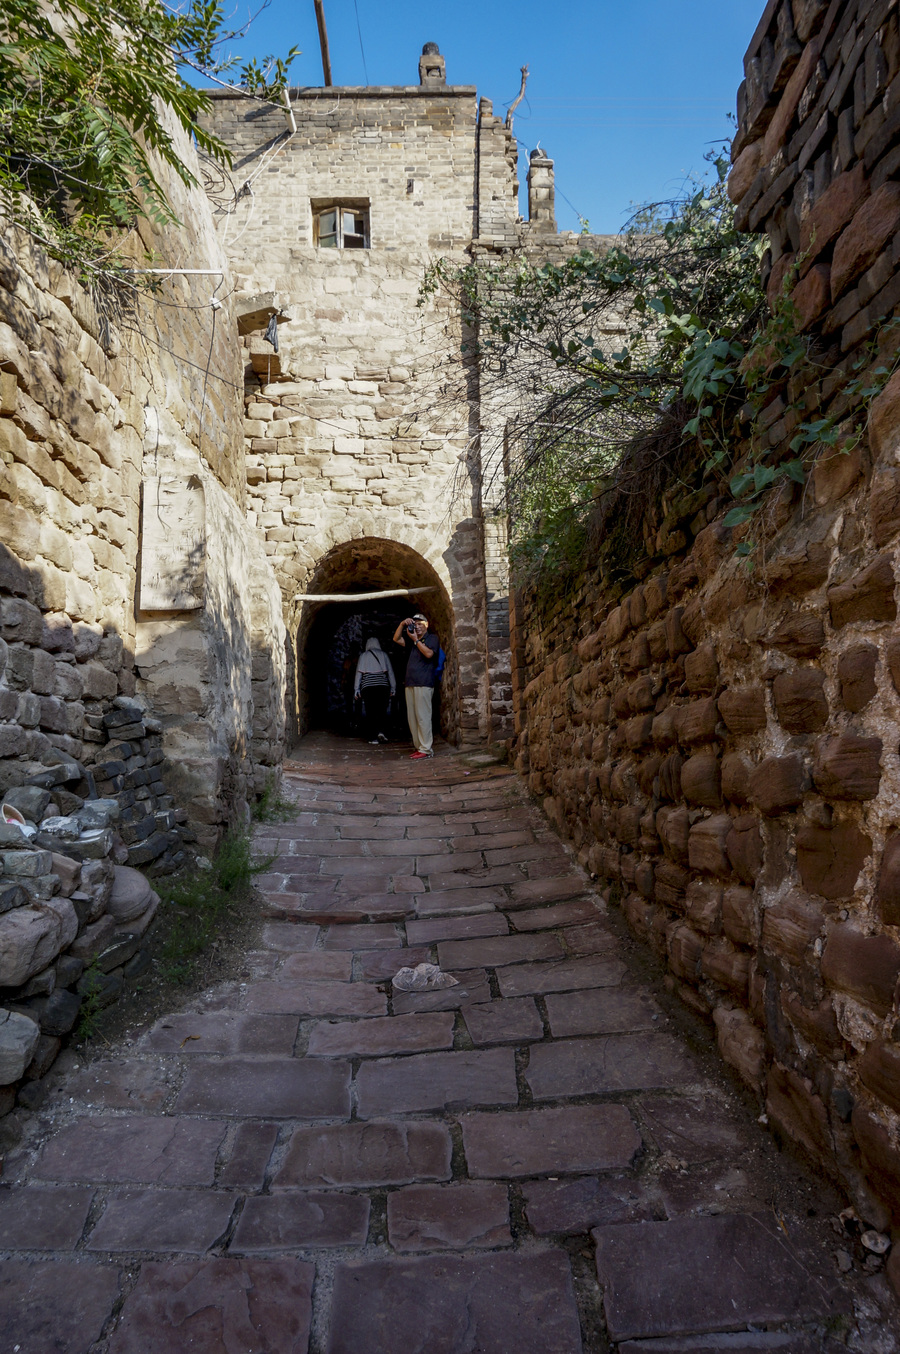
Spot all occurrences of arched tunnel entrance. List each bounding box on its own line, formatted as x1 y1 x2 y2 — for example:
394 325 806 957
294 538 460 746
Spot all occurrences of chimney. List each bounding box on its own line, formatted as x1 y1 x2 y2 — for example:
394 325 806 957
527 147 556 233
419 42 446 87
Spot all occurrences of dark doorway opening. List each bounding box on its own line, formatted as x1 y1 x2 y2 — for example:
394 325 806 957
294 537 458 746
305 598 415 739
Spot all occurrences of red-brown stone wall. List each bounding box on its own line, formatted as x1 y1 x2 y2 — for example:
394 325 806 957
510 0 900 1241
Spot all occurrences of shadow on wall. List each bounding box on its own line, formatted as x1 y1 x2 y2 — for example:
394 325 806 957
0 543 281 853
292 537 458 746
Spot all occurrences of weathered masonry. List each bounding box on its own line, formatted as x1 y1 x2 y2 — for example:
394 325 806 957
200 48 590 746
509 0 900 1259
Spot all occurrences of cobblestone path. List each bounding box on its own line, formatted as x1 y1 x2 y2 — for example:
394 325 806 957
1 735 897 1352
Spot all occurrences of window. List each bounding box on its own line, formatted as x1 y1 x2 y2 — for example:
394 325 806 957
314 204 369 249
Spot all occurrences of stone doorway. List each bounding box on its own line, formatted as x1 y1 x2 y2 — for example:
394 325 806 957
293 537 460 745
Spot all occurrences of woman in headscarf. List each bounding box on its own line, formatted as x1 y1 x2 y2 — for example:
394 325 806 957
353 637 396 744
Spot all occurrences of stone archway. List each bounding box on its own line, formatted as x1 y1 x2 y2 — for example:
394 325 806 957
293 537 461 744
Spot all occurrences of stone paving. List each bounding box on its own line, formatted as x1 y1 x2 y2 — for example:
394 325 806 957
1 734 898 1353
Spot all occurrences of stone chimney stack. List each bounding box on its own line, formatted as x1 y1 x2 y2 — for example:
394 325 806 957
527 147 556 233
419 42 446 87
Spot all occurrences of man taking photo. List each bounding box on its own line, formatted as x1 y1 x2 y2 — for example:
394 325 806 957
393 612 439 759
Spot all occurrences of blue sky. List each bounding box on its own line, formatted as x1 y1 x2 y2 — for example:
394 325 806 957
214 0 763 234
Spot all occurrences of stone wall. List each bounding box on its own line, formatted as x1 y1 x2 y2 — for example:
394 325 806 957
510 0 900 1251
0 108 286 1116
0 111 286 856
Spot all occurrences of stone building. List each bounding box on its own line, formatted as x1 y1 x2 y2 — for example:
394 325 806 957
199 46 591 747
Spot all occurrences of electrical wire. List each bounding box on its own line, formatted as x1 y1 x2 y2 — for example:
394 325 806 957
353 0 370 85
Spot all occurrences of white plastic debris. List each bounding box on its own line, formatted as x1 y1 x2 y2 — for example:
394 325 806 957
392 963 459 992
1 804 36 838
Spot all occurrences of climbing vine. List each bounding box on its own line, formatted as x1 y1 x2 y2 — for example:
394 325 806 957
421 151 900 586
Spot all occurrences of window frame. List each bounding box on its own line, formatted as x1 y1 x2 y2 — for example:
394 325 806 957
312 200 371 250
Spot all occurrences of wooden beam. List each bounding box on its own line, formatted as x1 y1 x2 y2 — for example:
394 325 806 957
292 585 437 603
313 0 333 87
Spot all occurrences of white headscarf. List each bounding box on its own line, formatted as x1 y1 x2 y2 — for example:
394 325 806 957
354 637 396 696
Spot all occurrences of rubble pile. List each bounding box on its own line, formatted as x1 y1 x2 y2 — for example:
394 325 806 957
0 695 199 1122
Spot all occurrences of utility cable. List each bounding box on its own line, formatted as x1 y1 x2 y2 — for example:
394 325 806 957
353 0 369 85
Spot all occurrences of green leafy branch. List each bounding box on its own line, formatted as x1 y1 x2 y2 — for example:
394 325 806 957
0 0 300 280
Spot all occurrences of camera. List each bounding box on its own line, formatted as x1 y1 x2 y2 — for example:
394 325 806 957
406 624 416 637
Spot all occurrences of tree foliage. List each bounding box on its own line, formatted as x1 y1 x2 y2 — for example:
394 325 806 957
424 153 900 590
0 0 299 274
422 154 765 579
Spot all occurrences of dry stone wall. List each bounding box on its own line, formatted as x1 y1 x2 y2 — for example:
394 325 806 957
510 0 900 1252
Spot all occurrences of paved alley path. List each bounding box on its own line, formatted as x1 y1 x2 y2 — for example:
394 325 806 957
0 735 897 1352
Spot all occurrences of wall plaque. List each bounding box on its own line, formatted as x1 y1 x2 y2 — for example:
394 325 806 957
139 474 206 610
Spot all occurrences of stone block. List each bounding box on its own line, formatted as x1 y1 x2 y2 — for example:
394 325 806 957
870 367 900 460
230 1192 370 1250
837 643 878 711
721 885 754 946
858 1041 900 1116
674 698 720 745
717 686 766 734
813 734 882 800
748 755 807 816
326 1253 582 1354
667 922 703 981
176 1055 351 1118
852 1103 900 1213
687 815 733 877
822 924 900 1016
812 441 864 505
526 1032 696 1098
544 986 658 1037
772 668 827 733
796 821 870 900
877 830 900 925
713 1006 765 1093
764 611 825 657
386 1182 510 1251
107 1259 313 1354
828 554 896 628
721 753 751 804
40 988 81 1036
761 890 824 964
87 1187 237 1254
684 879 723 934
832 183 900 298
871 467 900 548
593 1212 837 1343
792 261 831 328
307 1011 454 1057
275 1121 451 1187
0 1007 40 1083
0 904 64 986
436 932 562 970
463 1103 641 1178
800 163 868 262
356 1048 517 1117
36 1115 225 1185
0 1184 94 1249
0 1261 121 1353
681 753 721 807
